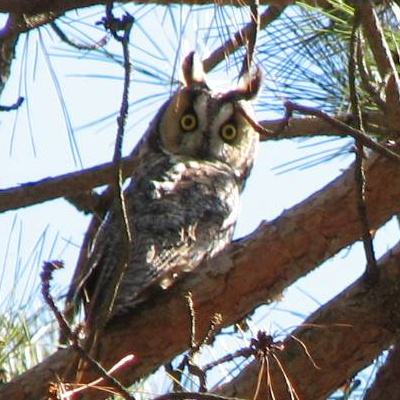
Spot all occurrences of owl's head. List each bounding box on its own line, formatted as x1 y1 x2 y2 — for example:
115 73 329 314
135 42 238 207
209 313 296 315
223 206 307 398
154 53 262 180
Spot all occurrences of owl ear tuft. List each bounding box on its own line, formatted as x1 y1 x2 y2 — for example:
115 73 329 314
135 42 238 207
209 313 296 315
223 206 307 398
237 66 262 100
182 52 207 87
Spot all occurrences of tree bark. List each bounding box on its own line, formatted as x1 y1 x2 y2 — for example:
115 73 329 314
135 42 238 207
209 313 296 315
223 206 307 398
218 241 400 400
0 1 330 15
1 151 400 400
363 341 400 400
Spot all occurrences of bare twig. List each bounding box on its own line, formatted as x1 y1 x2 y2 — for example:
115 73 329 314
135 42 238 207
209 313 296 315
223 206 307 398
349 4 378 277
166 294 221 393
186 292 198 352
0 96 24 111
203 6 284 73
51 21 109 50
283 101 400 166
84 3 135 355
356 35 386 112
40 261 134 400
239 0 260 78
359 0 397 79
58 355 136 399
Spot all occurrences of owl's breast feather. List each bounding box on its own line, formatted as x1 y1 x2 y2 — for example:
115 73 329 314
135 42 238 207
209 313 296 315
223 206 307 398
111 156 241 315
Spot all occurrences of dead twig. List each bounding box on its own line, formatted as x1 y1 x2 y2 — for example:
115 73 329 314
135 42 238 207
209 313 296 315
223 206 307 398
40 261 134 400
239 0 260 78
51 21 109 50
203 6 284 73
349 4 378 278
283 101 400 166
83 2 135 357
166 293 222 393
0 96 24 111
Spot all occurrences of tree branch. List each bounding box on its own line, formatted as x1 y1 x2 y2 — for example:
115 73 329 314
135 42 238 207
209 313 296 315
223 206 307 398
0 155 139 213
359 0 400 137
284 101 400 165
363 341 400 400
0 1 330 15
259 111 388 140
1 151 400 400
203 6 283 74
218 241 400 400
1 108 392 214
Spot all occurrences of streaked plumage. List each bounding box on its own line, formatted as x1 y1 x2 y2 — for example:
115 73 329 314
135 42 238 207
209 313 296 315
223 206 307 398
66 53 261 329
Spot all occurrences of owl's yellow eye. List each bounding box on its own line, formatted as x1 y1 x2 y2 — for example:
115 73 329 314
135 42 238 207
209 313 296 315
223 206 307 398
220 123 238 143
180 113 198 132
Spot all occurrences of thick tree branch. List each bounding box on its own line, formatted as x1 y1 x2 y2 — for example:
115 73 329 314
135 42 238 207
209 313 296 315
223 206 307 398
0 155 139 213
1 151 400 400
0 109 391 214
218 241 400 400
0 1 330 15
0 14 22 93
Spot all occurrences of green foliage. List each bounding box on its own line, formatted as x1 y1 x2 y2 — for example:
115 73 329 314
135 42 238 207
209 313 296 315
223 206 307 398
0 309 56 383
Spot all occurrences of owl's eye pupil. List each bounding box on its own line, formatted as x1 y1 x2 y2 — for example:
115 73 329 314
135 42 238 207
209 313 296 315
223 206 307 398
180 113 198 132
220 123 238 143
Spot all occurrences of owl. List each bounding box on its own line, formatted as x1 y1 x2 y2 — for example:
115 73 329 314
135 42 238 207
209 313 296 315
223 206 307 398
65 53 261 334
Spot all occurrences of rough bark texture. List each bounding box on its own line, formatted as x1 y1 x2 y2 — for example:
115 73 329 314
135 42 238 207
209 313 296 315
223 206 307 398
1 151 400 400
363 341 400 400
218 243 400 400
0 154 139 213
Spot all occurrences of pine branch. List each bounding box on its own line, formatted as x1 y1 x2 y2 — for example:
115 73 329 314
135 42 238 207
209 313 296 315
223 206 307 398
0 156 139 213
0 1 331 15
1 151 400 400
218 241 400 400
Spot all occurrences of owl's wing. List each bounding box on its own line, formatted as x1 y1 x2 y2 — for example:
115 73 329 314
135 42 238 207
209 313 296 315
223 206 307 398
66 156 239 327
112 162 239 317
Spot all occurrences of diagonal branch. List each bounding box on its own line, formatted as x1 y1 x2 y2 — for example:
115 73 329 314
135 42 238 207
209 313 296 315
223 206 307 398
363 341 400 400
218 241 400 400
203 6 284 73
2 151 400 400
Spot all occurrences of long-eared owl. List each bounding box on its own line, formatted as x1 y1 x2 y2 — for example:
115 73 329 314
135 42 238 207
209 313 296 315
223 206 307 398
66 53 262 326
